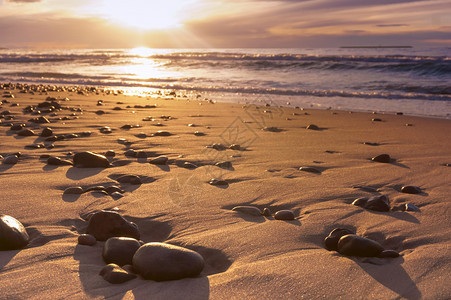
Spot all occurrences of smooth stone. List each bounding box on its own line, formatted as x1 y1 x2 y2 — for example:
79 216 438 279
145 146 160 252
17 128 35 136
352 195 390 212
124 149 137 157
0 215 30 250
372 154 391 163
136 151 147 159
40 127 53 137
215 161 232 169
337 234 384 257
379 250 400 258
209 143 226 150
194 131 205 136
401 185 421 194
2 155 19 165
104 150 116 157
262 126 280 132
103 237 141 266
182 162 198 169
111 192 124 200
299 166 321 174
405 203 420 212
63 187 84 194
47 156 73 166
153 131 171 136
229 144 241 150
306 124 319 130
262 207 271 216
10 123 25 131
372 118 382 122
105 186 124 194
132 242 205 281
78 234 96 246
232 206 262 216
73 151 110 168
324 228 354 251
116 175 142 185
274 210 295 220
85 185 106 192
209 179 228 186
136 133 147 138
86 210 140 241
149 156 168 165
99 263 137 284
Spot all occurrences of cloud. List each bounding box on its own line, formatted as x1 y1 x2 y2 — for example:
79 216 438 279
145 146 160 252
376 24 409 27
7 0 42 2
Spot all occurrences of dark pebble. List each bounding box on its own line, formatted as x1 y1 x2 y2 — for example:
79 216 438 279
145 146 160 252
401 185 421 194
372 154 391 163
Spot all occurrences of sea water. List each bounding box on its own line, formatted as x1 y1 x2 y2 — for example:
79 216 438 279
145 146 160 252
0 47 449 118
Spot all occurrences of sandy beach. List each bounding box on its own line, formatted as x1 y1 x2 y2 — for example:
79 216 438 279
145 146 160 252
1 83 450 299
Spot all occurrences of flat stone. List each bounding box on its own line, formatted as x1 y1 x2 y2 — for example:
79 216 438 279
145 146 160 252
306 124 319 130
17 128 35 136
299 166 321 174
229 144 241 150
73 151 110 168
379 250 400 258
2 155 19 165
215 161 232 169
116 175 142 185
194 131 205 136
401 185 421 194
99 263 137 284
232 206 262 216
63 187 84 194
372 154 391 163
0 215 29 250
78 234 96 246
149 156 168 165
132 242 205 281
105 186 124 194
182 162 198 169
111 192 125 200
86 210 140 241
209 179 228 186
103 237 141 266
274 210 295 220
47 156 73 166
153 131 171 136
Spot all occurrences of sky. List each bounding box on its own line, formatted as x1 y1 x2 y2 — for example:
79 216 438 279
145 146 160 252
0 0 450 48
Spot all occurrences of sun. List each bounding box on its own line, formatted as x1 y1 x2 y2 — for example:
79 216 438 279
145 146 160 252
96 0 191 30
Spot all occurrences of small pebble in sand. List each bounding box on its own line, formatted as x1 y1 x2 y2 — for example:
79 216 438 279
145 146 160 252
136 151 147 159
232 206 262 216
99 127 112 134
99 263 137 284
111 192 124 200
149 156 168 165
86 210 140 241
262 208 271 216
187 123 195 127
306 124 319 130
116 175 142 185
299 166 321 174
215 161 232 169
105 186 124 195
73 151 110 168
17 128 35 136
104 150 116 157
0 215 29 250
78 234 96 246
40 127 53 137
371 154 391 163
47 156 73 166
274 210 295 220
182 162 198 169
124 149 137 157
404 203 420 212
136 132 147 138
85 186 106 193
2 155 19 165
64 187 84 194
352 195 390 212
372 118 382 122
194 131 205 136
10 123 25 131
229 144 241 150
153 130 171 136
95 110 105 115
209 179 229 186
401 185 422 194
262 126 281 132
406 123 413 126
103 237 141 266
363 142 380 146
132 242 204 281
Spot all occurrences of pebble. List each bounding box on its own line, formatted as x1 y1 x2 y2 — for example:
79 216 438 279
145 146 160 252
2 155 19 165
401 185 422 194
85 185 106 192
86 210 140 241
0 215 30 250
63 187 84 194
262 207 271 216
229 144 241 150
10 123 25 131
104 150 116 157
132 242 205 281
111 192 125 200
182 162 198 169
78 234 97 246
136 151 147 159
215 161 232 169
299 166 321 174
103 237 141 266
153 130 171 136
324 228 354 251
209 143 226 150
337 234 384 257
209 179 228 186
405 203 420 212
352 195 390 212
40 127 53 137
105 186 124 194
372 154 391 163
17 128 35 136
194 131 205 136
306 124 319 130
99 126 112 134
372 118 382 122
274 210 295 220
136 133 147 138
232 206 262 216
262 126 281 132
149 156 168 165
73 151 110 168
124 149 137 157
47 156 73 166
99 263 137 284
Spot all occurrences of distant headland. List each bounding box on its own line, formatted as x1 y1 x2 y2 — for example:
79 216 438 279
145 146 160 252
340 46 413 49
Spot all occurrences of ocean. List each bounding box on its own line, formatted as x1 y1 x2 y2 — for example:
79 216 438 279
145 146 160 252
1 47 450 118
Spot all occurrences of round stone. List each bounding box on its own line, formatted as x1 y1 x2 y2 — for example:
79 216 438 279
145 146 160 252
103 237 141 266
132 242 205 281
73 151 110 168
232 206 262 216
2 155 19 165
372 154 391 163
0 215 30 250
401 185 421 194
274 210 295 220
86 210 140 241
78 234 96 246
324 228 354 251
17 128 35 136
306 124 319 130
149 156 168 165
337 234 384 257
64 187 84 194
104 150 116 157
99 263 137 284
40 127 53 137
